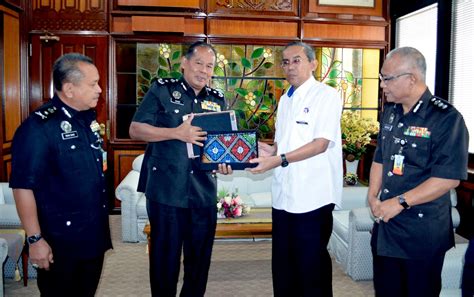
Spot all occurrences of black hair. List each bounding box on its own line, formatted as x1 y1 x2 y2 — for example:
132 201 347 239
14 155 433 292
52 53 94 92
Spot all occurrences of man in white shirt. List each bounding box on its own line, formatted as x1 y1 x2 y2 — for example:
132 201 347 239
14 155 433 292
249 41 343 296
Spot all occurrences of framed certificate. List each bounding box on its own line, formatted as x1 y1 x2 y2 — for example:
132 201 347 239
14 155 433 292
199 130 258 170
318 0 374 8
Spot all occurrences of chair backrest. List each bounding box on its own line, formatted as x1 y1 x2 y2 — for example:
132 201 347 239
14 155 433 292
0 183 15 205
132 154 144 172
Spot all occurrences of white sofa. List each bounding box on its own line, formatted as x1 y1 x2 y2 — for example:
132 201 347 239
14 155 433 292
328 187 466 292
1 237 7 297
115 154 273 242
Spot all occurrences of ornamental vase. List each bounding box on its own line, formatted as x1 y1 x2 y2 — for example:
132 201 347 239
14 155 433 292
345 159 359 175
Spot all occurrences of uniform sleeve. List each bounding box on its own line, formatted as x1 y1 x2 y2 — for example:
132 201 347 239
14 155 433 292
9 119 49 190
373 122 384 164
132 82 161 125
430 111 469 180
313 88 342 147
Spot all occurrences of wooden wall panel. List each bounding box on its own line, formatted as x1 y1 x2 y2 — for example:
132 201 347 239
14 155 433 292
131 16 185 33
112 16 205 35
208 0 298 17
2 12 21 143
117 0 200 9
208 20 298 38
307 0 384 17
303 23 385 41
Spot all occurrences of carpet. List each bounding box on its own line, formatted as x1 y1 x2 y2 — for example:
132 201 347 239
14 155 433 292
3 214 374 297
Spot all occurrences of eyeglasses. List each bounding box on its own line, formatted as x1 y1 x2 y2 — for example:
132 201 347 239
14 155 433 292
379 73 412 83
281 57 305 68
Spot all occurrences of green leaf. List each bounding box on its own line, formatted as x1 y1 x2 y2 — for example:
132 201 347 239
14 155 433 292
159 57 168 67
158 69 169 78
329 69 341 78
172 51 181 60
246 80 260 90
235 109 246 120
275 80 284 88
172 63 181 71
170 71 182 79
140 84 149 94
234 47 245 58
214 66 225 77
345 71 354 83
228 78 237 86
260 104 269 111
251 47 264 59
241 58 251 69
140 69 151 81
253 90 262 97
235 88 248 97
259 124 271 133
263 62 273 69
326 79 338 88
332 60 342 69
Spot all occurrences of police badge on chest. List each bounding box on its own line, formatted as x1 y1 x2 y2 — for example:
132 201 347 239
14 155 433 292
60 121 78 140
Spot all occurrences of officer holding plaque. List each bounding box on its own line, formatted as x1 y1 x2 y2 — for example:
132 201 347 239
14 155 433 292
129 41 231 297
10 53 112 297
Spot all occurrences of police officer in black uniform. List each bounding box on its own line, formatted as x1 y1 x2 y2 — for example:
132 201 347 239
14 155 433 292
129 41 232 297
368 47 469 297
9 53 112 297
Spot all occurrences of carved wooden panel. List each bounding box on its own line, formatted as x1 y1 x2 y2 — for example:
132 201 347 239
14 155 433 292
31 0 107 31
208 0 298 17
208 19 298 37
117 0 201 9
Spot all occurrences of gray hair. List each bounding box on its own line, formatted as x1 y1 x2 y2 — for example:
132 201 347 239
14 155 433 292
53 53 94 92
283 41 316 62
184 41 217 59
387 47 426 82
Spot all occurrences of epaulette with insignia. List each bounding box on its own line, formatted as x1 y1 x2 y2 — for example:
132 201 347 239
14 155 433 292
155 77 180 86
205 86 225 101
34 103 58 121
429 96 451 110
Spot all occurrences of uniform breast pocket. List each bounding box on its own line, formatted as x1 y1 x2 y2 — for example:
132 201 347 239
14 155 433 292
405 138 431 168
57 141 92 174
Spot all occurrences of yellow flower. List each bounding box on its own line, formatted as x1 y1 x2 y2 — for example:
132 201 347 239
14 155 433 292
245 92 256 106
263 48 272 58
217 53 228 68
159 44 170 59
341 111 379 161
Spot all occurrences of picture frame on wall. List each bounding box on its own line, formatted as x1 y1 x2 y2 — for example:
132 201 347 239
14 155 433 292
318 0 375 8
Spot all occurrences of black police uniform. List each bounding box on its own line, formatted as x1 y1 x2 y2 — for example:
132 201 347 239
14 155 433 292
371 89 469 296
132 78 225 297
9 96 112 296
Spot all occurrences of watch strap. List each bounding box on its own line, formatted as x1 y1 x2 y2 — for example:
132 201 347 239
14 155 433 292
27 233 42 245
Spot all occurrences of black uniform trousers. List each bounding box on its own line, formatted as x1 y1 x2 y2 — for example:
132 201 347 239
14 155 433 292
462 238 474 297
371 224 446 297
272 203 335 297
147 199 217 297
36 253 104 297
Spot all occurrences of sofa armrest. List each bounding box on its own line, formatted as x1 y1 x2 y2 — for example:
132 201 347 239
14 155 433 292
116 170 143 242
349 207 374 232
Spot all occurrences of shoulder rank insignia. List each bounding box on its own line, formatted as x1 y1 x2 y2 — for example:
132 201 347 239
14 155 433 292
430 96 451 110
34 106 57 120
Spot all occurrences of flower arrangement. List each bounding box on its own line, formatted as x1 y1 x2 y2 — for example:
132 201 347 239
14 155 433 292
341 111 379 161
344 172 358 186
216 189 251 219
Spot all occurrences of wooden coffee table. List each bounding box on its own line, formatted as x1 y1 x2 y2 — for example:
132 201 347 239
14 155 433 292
143 208 272 251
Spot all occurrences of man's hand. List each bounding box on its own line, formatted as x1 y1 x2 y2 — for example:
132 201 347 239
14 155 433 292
215 163 233 175
175 114 207 146
29 239 54 271
248 155 281 174
371 196 404 223
257 142 276 157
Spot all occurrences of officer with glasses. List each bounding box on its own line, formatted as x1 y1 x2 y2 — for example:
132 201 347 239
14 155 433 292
368 47 469 296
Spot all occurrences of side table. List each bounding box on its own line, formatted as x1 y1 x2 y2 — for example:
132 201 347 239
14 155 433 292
0 229 28 286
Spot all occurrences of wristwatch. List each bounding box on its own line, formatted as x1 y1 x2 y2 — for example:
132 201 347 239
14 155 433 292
27 233 43 245
398 194 410 209
280 154 289 167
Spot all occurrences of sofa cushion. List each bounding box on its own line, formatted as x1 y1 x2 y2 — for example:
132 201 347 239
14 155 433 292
332 211 349 243
132 154 144 172
136 195 147 217
248 192 272 208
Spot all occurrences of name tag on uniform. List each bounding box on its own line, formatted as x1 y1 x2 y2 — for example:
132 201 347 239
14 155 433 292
383 124 393 131
62 131 78 140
